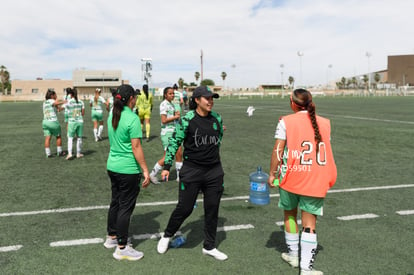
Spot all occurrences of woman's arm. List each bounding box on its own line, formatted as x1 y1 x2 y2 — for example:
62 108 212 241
131 138 150 188
268 139 285 188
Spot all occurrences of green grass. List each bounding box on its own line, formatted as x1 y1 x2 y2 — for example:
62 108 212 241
0 96 413 274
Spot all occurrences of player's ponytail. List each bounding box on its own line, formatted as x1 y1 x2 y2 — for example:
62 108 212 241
291 89 322 152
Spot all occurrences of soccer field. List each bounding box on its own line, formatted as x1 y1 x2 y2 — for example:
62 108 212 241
0 95 413 274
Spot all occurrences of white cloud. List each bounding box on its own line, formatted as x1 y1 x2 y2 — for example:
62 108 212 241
1 0 413 88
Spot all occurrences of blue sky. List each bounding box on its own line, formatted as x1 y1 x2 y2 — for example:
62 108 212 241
1 0 413 88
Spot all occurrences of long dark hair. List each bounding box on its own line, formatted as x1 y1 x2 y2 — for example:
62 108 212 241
66 87 78 103
291 89 322 151
143 84 149 100
189 96 197 110
45 89 56 100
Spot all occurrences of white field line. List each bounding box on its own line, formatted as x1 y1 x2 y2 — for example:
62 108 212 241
276 220 302 227
132 224 255 241
48 224 255 248
1 184 413 218
336 115 414 125
0 245 23 252
50 238 104 247
396 210 414 215
337 213 379 221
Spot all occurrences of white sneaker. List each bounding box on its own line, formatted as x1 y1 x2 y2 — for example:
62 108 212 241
113 246 143 261
202 248 228 261
76 153 84 159
103 236 132 249
150 173 160 184
300 269 323 275
103 236 117 248
65 154 73 160
281 252 299 268
157 236 170 254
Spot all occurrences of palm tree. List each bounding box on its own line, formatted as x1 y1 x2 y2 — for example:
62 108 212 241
351 77 357 89
362 75 369 89
288 76 295 88
177 77 185 89
0 65 10 95
221 71 227 88
374 73 381 89
194 72 200 84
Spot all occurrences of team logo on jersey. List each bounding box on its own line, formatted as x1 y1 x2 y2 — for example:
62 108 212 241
213 122 218 130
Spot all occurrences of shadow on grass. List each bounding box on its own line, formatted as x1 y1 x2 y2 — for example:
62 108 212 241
129 210 162 245
178 216 227 249
266 228 324 254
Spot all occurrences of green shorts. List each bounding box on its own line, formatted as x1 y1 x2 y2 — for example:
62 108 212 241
278 187 324 216
161 132 174 150
91 110 103 122
42 120 61 137
67 122 84 138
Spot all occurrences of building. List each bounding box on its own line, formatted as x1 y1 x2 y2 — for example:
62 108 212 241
3 70 126 102
387 55 414 86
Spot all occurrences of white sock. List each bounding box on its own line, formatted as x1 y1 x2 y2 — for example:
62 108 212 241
76 138 82 155
98 125 104 137
67 137 73 155
300 232 318 271
284 231 299 256
45 147 51 156
93 128 98 139
57 146 63 155
151 162 163 176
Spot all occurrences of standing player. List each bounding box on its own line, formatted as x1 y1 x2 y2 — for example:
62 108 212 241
157 86 227 261
106 88 117 113
149 87 183 184
64 88 85 160
42 89 64 157
135 84 153 142
105 84 150 261
172 84 183 117
267 89 337 275
90 88 108 141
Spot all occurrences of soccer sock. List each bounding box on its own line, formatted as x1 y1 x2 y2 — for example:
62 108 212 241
146 124 150 138
57 146 63 155
93 128 98 139
45 147 51 156
76 138 82 154
98 125 103 137
300 231 318 271
284 231 299 256
151 162 163 176
67 137 73 155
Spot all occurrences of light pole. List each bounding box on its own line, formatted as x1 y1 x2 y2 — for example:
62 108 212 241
327 64 332 89
365 52 371 91
280 64 284 93
141 58 152 85
297 51 304 87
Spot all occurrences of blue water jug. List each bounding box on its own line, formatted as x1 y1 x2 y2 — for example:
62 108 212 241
249 166 270 205
169 235 186 248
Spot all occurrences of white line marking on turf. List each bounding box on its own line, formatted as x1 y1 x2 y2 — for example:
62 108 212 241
1 184 413 218
396 210 414 215
0 245 23 252
339 115 414 125
132 224 255 240
50 238 104 247
276 220 302 227
337 213 379 221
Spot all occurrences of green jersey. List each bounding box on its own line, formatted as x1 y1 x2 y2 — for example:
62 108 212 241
159 99 177 135
43 99 58 122
107 107 143 174
65 98 85 123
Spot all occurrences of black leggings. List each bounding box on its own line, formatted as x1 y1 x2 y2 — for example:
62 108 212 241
164 163 224 250
107 170 141 246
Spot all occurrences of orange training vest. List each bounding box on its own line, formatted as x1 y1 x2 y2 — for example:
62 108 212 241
279 112 337 198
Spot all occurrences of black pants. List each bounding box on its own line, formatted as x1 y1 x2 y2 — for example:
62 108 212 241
164 163 224 250
107 170 141 246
